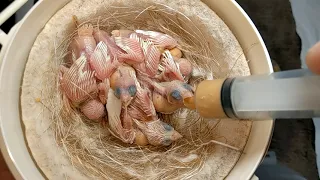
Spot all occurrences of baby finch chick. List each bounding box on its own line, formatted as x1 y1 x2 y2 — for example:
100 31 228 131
132 37 161 77
59 55 98 106
93 28 126 60
113 35 144 65
107 89 135 144
152 92 183 114
80 98 106 121
174 57 193 80
90 41 120 81
157 50 184 82
141 76 194 106
135 30 178 50
127 76 157 122
110 65 137 107
68 23 96 66
134 119 182 146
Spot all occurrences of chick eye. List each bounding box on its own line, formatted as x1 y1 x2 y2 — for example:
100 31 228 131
163 123 173 131
183 83 193 91
128 85 137 97
114 87 121 98
162 137 172 146
170 90 182 100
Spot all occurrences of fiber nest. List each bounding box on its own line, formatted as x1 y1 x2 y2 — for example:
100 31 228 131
21 1 252 179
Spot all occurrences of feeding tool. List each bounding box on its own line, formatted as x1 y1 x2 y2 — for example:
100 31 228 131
185 69 320 120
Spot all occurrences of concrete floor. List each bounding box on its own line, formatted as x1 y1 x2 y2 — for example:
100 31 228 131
236 0 318 179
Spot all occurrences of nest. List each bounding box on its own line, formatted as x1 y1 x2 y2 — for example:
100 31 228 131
25 1 252 179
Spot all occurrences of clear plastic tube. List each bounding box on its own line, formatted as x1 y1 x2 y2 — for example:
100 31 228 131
230 69 320 120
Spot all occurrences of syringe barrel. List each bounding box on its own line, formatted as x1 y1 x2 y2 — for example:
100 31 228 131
224 69 320 120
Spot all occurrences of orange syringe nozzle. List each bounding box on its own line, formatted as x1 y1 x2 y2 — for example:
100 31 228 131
183 79 228 119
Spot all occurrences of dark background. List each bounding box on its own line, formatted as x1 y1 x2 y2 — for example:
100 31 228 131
0 0 317 179
235 1 318 179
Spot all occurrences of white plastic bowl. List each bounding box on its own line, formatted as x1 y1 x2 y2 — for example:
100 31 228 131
0 0 273 179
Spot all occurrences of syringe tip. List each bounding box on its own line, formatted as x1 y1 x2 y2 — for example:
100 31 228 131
183 97 196 109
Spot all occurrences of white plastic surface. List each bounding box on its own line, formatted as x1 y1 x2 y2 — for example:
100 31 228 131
0 0 273 179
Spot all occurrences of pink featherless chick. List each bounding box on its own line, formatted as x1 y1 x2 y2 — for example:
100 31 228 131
156 50 184 82
90 41 120 81
59 55 98 106
110 65 138 107
80 98 107 121
135 30 178 50
67 24 96 66
140 76 195 106
113 35 144 65
133 119 182 146
89 41 119 104
110 29 144 65
127 76 157 122
128 78 182 146
107 89 135 144
131 36 161 77
174 57 193 80
59 55 106 121
93 28 125 60
93 28 143 65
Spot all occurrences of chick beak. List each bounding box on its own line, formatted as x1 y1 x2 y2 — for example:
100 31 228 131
171 131 183 141
121 94 133 107
182 89 195 109
183 97 196 110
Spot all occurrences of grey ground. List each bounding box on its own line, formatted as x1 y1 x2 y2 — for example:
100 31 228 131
235 0 318 179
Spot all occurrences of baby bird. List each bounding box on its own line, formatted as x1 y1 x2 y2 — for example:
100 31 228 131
80 98 106 121
68 24 97 65
133 119 182 146
135 30 178 50
60 55 107 122
140 76 194 105
157 50 184 82
107 89 135 144
160 81 194 105
132 38 161 77
127 76 157 122
90 41 119 81
97 79 110 105
94 28 144 65
93 28 125 60
110 65 137 107
113 36 144 65
59 55 98 106
121 107 133 130
152 92 183 114
174 57 193 80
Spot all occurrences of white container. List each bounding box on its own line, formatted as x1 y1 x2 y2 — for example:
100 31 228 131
0 0 273 179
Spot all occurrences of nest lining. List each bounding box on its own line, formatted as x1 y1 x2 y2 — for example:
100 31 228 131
23 1 253 180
